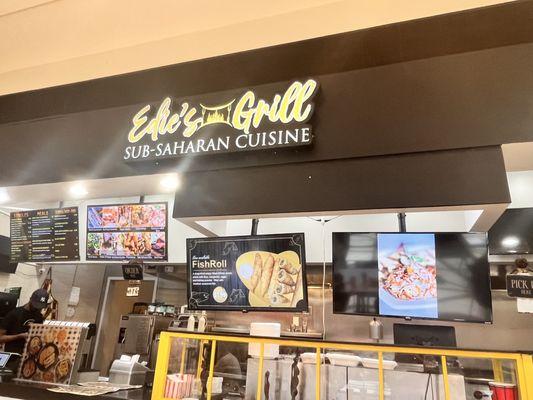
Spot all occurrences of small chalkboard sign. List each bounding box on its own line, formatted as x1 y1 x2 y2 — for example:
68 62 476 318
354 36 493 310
122 264 143 281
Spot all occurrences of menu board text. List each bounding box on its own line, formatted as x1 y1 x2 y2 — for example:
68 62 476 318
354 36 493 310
10 207 80 262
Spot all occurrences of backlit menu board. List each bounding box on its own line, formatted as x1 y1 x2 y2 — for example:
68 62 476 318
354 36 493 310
86 203 167 261
187 233 308 311
10 207 80 262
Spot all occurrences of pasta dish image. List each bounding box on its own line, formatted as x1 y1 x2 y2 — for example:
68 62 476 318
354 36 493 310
377 233 438 318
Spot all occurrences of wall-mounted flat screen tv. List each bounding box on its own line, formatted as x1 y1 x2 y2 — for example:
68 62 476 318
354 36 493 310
10 207 79 263
86 202 167 261
332 232 492 323
187 233 308 312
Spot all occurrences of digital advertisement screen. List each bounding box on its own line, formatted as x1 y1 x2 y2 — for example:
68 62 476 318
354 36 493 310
86 203 167 261
332 232 492 323
187 233 308 311
10 207 80 262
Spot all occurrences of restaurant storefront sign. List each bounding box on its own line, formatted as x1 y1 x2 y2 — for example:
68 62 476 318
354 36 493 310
123 78 319 161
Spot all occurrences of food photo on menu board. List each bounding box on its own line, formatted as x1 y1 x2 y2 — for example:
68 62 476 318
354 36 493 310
187 233 308 311
86 203 167 261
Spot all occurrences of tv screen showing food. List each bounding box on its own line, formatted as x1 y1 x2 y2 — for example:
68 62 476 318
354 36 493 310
86 203 167 261
187 233 308 311
332 232 492 323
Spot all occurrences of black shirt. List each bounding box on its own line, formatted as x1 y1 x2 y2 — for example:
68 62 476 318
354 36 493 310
0 306 43 354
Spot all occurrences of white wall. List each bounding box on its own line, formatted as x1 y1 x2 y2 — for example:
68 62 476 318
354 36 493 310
59 193 203 264
30 194 470 264
507 170 533 208
207 210 470 263
0 194 201 315
0 169 529 317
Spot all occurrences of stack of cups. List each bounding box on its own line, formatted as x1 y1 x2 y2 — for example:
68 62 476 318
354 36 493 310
488 382 517 400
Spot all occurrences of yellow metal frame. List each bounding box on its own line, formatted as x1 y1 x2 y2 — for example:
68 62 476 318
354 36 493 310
152 331 533 400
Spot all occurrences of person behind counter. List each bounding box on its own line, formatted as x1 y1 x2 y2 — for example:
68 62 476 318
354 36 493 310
0 289 49 355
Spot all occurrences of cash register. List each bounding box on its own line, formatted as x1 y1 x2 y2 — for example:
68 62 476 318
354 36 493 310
0 351 20 381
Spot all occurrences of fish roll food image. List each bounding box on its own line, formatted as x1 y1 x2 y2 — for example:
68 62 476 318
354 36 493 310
236 250 303 308
250 253 263 292
258 254 275 297
274 283 295 295
271 294 290 304
278 269 296 286
278 258 299 275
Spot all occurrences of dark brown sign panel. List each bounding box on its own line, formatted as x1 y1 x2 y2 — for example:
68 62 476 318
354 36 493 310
507 274 533 298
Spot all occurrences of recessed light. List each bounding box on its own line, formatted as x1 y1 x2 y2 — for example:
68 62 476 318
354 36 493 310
69 182 88 198
160 174 181 191
0 188 10 204
502 236 520 248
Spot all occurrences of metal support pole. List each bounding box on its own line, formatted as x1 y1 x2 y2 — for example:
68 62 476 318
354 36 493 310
397 212 407 232
251 218 259 236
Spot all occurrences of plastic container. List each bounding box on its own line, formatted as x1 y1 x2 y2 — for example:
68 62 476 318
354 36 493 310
187 315 196 332
326 353 362 367
300 352 325 364
361 357 397 370
489 382 517 400
197 311 207 333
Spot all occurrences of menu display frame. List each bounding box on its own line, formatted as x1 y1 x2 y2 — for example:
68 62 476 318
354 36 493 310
10 207 80 263
86 202 168 262
186 233 308 312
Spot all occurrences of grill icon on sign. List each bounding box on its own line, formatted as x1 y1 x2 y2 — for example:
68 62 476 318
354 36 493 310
200 100 235 128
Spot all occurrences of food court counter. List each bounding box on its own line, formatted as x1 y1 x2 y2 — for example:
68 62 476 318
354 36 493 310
0 380 151 400
152 331 533 400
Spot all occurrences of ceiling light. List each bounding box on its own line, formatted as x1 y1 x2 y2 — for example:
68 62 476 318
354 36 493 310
160 174 181 191
69 182 88 198
502 236 520 248
0 188 10 204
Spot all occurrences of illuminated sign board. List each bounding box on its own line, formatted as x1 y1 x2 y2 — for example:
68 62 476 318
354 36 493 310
123 79 319 161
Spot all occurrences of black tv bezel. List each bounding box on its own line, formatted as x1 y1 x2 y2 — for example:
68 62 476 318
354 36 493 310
332 231 493 324
9 206 80 263
86 201 168 262
186 233 309 313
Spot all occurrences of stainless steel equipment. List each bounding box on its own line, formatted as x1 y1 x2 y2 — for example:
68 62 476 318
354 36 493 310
114 314 173 368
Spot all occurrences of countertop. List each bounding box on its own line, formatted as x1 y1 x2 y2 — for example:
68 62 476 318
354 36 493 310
0 381 151 400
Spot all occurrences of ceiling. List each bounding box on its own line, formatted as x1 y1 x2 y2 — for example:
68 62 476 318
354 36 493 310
0 0 514 95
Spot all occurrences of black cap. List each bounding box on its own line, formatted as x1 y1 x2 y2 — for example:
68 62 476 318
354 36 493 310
30 289 49 310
